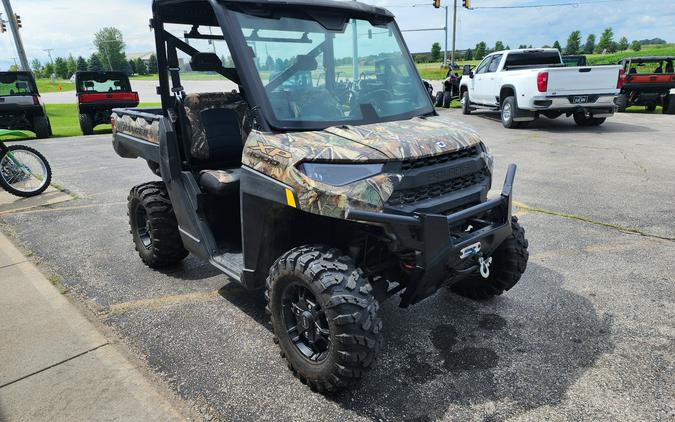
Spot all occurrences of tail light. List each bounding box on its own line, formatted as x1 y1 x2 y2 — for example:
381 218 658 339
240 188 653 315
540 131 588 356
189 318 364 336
32 96 40 105
133 92 139 102
617 69 624 89
537 71 548 92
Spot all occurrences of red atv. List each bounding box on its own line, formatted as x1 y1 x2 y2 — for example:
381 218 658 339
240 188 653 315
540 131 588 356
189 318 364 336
76 72 139 135
617 56 675 114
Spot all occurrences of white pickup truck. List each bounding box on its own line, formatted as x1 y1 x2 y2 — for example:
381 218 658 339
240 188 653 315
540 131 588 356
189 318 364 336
459 49 623 128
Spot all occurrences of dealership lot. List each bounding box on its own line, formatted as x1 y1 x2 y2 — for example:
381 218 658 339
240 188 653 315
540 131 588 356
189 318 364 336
1 110 673 421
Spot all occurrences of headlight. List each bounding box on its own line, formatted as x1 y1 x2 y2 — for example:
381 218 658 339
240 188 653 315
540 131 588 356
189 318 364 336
479 142 494 173
298 163 384 186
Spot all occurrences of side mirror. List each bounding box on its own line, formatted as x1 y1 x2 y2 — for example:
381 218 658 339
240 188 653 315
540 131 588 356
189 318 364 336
469 71 474 79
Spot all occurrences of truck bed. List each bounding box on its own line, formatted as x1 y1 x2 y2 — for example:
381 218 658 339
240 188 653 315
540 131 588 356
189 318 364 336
111 107 163 163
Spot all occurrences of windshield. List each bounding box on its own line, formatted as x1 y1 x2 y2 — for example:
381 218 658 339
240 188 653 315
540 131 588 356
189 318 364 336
233 12 433 128
77 74 132 93
0 73 37 96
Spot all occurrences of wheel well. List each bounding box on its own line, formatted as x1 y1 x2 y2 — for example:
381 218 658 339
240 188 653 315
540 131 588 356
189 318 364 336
460 85 468 95
499 86 515 105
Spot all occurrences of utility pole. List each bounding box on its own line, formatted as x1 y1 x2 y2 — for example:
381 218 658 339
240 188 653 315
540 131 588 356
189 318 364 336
43 48 54 65
1 0 30 71
444 5 448 66
451 0 457 66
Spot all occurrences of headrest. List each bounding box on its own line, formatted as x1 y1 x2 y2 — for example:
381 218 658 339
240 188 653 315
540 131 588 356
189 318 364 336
190 53 223 72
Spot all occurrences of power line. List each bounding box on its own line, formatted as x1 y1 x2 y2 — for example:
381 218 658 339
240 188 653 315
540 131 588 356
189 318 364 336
469 0 626 9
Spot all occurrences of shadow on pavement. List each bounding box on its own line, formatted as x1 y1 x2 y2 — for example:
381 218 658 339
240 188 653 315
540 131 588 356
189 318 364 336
472 111 656 133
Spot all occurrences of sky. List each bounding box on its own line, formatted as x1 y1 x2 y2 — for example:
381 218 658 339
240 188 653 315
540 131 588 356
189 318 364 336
1 0 674 70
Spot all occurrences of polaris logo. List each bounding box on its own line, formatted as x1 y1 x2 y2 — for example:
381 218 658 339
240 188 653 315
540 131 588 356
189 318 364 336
436 141 446 148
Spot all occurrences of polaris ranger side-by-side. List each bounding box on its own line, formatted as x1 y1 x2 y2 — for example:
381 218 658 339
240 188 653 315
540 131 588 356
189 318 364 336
76 71 139 135
112 0 529 392
0 72 52 138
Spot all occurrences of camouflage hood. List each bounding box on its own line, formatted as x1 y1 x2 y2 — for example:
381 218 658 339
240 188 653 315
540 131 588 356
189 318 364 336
323 114 483 160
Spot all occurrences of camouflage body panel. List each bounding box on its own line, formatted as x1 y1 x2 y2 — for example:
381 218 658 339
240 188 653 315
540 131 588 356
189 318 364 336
183 92 253 159
242 114 484 218
112 112 160 144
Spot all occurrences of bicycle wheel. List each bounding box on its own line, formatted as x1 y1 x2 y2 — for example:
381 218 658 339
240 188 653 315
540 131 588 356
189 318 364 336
0 145 52 197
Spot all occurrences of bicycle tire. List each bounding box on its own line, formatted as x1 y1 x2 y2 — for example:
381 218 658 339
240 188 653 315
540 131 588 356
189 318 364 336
0 145 52 197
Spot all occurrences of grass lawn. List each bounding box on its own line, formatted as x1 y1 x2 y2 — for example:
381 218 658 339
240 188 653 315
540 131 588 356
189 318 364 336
586 44 675 65
0 103 161 140
36 78 75 93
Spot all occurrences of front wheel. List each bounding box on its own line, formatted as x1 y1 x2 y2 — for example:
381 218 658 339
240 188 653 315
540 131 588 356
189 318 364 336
461 91 471 115
451 216 529 300
266 246 382 393
0 145 52 197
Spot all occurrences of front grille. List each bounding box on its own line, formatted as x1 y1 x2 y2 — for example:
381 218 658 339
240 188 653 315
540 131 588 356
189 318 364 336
401 145 479 171
387 169 489 206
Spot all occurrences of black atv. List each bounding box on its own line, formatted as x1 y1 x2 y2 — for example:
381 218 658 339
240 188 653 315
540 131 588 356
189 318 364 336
0 72 52 138
111 0 529 393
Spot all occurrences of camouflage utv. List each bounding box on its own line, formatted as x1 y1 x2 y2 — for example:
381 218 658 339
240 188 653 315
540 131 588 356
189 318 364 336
112 0 529 392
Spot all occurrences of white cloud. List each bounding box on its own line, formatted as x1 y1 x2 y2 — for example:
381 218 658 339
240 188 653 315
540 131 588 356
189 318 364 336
639 15 657 24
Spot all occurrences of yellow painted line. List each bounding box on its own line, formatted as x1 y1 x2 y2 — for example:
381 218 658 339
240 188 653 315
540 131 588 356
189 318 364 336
285 188 297 208
0 201 127 216
109 290 220 315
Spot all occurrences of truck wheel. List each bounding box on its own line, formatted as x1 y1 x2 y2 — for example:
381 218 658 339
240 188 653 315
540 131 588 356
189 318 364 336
450 217 529 300
664 94 675 115
461 91 471 115
434 92 444 107
32 116 51 139
442 91 452 108
500 96 521 129
127 181 188 268
645 103 657 112
266 245 382 393
79 113 94 135
615 94 628 112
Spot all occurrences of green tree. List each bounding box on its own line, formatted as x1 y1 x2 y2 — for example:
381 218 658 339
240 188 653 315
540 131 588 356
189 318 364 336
552 40 562 52
430 42 442 62
147 54 158 74
494 41 505 52
583 34 596 54
8 64 19 72
54 57 69 79
518 44 527 49
76 56 88 72
88 53 103 72
565 30 581 55
66 54 77 77
618 36 629 51
630 40 642 51
464 48 473 60
94 27 127 72
135 58 147 75
128 59 137 75
474 41 487 60
30 59 43 78
595 28 614 53
44 62 55 77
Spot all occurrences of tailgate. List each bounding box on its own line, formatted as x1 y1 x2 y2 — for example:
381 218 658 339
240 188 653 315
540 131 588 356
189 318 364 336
546 65 621 94
0 95 35 106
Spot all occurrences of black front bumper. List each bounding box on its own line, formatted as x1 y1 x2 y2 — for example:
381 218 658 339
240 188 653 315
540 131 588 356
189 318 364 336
347 164 517 307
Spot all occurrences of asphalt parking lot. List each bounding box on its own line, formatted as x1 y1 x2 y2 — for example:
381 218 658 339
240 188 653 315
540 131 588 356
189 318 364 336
1 110 673 421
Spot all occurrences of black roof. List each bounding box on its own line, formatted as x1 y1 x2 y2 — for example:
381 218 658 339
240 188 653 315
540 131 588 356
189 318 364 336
152 0 394 26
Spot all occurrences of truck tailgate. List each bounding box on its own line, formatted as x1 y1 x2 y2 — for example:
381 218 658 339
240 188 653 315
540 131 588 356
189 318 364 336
546 65 621 94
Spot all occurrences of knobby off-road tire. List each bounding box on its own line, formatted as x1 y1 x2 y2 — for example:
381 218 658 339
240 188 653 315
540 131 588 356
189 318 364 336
33 116 51 139
266 246 382 393
615 93 628 112
434 91 444 107
0 145 52 197
451 216 529 300
442 91 452 108
664 94 675 115
461 91 471 115
645 103 657 112
127 181 188 268
79 113 94 136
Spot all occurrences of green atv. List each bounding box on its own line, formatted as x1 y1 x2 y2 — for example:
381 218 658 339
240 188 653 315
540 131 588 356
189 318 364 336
112 0 529 393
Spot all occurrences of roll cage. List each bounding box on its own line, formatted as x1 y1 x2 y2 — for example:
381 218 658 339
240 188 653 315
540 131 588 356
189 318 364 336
150 0 425 135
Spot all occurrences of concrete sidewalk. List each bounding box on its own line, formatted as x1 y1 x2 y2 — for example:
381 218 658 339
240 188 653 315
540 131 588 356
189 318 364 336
0 232 185 422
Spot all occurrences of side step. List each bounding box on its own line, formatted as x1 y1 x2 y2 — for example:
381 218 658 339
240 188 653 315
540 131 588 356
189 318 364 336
211 252 244 282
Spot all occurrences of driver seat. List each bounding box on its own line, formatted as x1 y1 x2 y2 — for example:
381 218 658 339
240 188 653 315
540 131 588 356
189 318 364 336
182 92 253 195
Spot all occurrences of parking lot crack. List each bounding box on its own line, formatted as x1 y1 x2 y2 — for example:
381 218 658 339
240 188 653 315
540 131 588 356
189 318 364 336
514 201 675 242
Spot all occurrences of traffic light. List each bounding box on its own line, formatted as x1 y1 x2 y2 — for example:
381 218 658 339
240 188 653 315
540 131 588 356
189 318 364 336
14 14 21 29
462 0 471 9
433 0 441 8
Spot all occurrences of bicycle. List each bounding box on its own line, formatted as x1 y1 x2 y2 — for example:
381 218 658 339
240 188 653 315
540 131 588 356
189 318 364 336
0 141 52 197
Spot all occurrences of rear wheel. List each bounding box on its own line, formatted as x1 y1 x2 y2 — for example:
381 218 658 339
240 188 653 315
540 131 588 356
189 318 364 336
645 103 657 112
573 112 606 126
615 93 628 112
451 217 529 300
32 116 51 139
664 94 675 115
79 113 94 135
127 181 188 268
461 91 471 115
442 91 452 108
500 96 521 129
267 246 382 393
434 91 444 107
